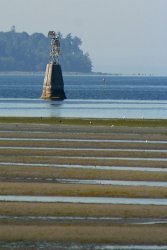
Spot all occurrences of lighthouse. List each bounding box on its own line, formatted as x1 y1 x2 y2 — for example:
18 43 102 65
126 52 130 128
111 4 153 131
41 31 66 100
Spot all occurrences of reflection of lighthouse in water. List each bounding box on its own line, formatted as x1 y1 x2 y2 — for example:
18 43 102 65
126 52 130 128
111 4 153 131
41 31 66 100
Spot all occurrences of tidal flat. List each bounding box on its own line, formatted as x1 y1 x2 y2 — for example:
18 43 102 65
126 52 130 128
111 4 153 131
0 182 167 198
0 202 167 218
0 119 167 246
0 165 167 181
0 224 167 244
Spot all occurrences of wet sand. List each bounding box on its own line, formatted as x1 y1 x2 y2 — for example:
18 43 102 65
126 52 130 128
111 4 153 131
0 224 167 244
0 182 167 197
0 202 167 218
1 165 167 181
0 120 167 245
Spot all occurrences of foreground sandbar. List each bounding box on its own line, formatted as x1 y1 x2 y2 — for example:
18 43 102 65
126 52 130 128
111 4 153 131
0 182 167 198
0 202 167 218
0 224 167 244
0 166 167 181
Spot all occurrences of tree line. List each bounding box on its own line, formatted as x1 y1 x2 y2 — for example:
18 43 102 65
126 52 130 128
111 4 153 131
0 29 92 72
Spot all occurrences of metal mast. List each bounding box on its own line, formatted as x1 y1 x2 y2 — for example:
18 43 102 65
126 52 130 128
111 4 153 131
48 31 60 64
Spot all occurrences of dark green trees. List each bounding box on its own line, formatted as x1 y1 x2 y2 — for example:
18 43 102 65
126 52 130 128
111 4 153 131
60 33 92 72
0 30 92 72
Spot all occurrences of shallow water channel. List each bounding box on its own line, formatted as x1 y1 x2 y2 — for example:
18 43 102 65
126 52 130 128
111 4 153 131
2 177 166 187
0 195 167 205
0 215 167 225
0 137 167 144
56 179 167 187
1 146 167 153
1 242 167 250
1 162 167 172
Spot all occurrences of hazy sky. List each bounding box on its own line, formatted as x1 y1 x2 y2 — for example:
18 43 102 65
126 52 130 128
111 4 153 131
0 0 167 74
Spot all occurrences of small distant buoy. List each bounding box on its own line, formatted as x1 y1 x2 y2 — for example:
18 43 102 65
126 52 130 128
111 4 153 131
102 78 106 83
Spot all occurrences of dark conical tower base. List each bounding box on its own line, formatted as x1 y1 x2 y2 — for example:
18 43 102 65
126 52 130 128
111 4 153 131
41 63 66 100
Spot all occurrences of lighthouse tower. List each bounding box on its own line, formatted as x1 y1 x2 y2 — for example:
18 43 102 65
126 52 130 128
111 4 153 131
41 31 66 100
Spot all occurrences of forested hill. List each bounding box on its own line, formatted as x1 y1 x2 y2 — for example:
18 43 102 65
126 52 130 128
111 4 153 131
0 30 92 72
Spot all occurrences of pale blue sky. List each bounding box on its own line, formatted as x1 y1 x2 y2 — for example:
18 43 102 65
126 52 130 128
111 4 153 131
0 0 167 74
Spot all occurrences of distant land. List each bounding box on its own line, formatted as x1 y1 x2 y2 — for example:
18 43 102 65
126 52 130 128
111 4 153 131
0 28 92 72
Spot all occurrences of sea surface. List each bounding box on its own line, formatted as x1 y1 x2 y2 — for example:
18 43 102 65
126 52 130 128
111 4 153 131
0 73 167 119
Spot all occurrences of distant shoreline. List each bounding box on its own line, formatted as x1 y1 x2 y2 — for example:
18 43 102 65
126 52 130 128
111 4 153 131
0 71 166 77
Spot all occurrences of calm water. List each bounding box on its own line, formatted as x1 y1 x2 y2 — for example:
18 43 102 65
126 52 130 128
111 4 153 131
1 195 167 205
1 243 167 250
0 73 167 118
